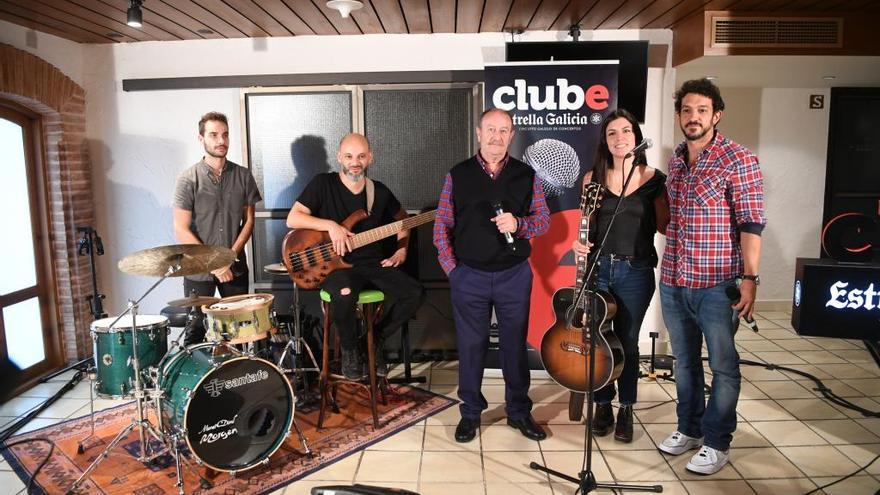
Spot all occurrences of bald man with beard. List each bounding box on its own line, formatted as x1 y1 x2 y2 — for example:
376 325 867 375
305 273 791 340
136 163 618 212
287 133 424 380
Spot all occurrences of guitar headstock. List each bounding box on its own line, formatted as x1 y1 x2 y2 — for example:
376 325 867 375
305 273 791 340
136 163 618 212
579 181 604 217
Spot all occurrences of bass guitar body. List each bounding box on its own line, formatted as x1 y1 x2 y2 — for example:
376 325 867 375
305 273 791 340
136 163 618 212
281 210 365 289
540 287 624 393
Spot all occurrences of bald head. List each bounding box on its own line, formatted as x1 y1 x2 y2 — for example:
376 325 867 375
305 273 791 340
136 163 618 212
479 108 513 128
337 132 372 182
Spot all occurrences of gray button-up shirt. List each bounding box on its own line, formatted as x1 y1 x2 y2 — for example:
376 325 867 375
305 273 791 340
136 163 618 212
172 159 262 281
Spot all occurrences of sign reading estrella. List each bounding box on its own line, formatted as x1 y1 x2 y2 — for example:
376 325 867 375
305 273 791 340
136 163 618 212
825 281 880 310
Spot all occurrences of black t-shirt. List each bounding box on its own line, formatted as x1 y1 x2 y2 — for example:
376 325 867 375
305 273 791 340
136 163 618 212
592 169 666 264
296 173 402 266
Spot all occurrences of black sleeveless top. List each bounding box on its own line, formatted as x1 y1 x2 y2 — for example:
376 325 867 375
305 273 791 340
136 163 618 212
591 169 666 265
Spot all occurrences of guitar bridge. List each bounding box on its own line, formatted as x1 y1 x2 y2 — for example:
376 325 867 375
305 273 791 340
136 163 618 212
560 340 592 356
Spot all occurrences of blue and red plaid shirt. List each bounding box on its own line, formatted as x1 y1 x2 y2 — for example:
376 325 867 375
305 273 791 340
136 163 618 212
661 131 766 288
433 152 550 275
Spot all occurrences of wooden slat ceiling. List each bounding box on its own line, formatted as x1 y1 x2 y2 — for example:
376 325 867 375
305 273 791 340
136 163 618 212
0 0 878 44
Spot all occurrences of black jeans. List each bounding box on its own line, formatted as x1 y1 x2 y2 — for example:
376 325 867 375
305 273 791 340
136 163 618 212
182 270 249 346
321 265 424 352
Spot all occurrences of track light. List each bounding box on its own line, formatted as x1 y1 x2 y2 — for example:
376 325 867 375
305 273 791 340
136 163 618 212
127 0 143 28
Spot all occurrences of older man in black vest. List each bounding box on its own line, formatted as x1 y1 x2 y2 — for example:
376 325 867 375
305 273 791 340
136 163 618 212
433 108 550 443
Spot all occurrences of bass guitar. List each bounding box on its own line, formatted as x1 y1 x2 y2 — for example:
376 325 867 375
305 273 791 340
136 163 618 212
540 182 624 392
281 209 436 289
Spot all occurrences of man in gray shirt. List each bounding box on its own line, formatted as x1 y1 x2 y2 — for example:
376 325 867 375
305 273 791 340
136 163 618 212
172 111 262 345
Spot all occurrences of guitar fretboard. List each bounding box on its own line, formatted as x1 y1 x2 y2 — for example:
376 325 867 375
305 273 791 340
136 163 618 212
350 210 437 249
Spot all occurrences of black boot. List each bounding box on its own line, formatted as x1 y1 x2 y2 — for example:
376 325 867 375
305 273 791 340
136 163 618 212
614 405 633 443
592 403 614 436
341 348 364 380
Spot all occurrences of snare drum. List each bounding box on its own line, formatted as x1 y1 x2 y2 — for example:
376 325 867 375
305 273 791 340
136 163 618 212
91 314 169 398
158 342 294 472
202 294 276 344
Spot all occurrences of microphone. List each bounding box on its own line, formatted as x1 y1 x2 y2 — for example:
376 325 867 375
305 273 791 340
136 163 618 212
491 201 517 251
725 285 759 332
625 138 653 158
523 138 580 199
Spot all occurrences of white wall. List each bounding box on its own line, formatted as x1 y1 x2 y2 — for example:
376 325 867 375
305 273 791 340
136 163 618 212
73 30 675 322
0 19 83 86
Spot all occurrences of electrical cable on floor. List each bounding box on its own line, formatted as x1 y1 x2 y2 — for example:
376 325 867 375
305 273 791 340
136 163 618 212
0 368 85 443
802 453 879 495
0 438 54 492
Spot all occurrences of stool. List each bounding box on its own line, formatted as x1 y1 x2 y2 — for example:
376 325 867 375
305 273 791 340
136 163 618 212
317 289 388 430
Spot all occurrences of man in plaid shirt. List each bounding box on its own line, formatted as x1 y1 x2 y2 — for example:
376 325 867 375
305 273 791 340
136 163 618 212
657 79 767 475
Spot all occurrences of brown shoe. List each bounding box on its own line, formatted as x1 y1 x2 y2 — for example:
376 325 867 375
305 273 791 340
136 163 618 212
614 405 633 443
592 403 614 436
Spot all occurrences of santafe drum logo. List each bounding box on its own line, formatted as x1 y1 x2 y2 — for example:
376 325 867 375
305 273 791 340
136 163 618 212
203 370 269 398
492 78 610 126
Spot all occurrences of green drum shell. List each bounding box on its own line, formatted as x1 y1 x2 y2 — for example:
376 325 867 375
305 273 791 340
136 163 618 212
92 318 168 398
158 343 294 472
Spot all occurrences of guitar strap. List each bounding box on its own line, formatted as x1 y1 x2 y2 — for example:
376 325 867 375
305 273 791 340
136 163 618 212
365 177 375 215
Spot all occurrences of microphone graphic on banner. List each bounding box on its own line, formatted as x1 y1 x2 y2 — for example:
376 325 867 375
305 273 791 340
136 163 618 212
523 139 580 199
492 200 517 252
625 138 653 159
725 285 759 332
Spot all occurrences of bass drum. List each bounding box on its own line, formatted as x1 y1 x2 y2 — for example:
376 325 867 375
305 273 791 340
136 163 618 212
158 343 294 472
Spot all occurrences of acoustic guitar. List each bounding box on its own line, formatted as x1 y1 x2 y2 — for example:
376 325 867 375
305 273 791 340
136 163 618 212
540 182 624 392
281 209 436 289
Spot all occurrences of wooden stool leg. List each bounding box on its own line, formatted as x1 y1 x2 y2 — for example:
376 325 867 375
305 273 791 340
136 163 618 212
317 301 331 430
364 302 380 430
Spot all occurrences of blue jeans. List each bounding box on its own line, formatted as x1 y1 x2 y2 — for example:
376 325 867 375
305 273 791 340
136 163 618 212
660 280 741 451
594 255 656 406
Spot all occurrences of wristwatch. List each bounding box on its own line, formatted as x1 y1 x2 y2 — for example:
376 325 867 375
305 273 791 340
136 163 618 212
741 274 760 285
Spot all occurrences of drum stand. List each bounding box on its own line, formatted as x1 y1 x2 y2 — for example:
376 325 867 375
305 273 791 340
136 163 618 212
277 283 320 403
67 266 189 495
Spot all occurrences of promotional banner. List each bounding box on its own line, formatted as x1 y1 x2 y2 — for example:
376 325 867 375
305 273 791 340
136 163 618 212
484 62 619 350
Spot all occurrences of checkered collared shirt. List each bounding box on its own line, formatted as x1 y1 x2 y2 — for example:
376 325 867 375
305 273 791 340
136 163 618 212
661 131 766 288
433 152 550 275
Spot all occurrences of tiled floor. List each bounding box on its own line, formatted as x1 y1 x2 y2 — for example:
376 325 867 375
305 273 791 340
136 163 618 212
1 309 878 494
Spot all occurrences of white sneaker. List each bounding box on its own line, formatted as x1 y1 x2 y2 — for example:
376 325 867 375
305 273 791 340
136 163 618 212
686 445 730 475
657 430 703 455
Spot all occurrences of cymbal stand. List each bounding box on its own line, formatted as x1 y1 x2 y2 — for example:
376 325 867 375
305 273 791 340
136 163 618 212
76 363 98 455
67 265 180 494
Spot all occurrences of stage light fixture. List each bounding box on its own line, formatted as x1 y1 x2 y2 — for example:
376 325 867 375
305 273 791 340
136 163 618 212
326 0 363 18
127 0 143 28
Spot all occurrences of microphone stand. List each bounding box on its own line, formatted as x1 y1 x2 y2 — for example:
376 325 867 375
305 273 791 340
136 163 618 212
530 153 662 493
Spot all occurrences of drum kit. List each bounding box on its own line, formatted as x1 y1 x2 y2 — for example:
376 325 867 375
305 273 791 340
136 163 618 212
67 244 315 495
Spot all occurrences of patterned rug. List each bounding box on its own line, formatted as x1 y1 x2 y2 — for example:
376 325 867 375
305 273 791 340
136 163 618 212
2 384 455 494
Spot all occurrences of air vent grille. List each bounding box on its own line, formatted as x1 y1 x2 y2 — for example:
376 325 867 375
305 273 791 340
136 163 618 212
712 17 842 48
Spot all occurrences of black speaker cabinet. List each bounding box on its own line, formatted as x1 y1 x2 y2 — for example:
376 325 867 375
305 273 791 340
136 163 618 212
792 257 880 340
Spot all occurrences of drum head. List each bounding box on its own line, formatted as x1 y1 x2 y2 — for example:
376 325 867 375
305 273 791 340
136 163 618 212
207 294 272 312
91 314 168 332
184 357 293 471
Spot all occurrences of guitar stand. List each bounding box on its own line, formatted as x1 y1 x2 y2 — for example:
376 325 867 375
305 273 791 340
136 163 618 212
530 152 662 494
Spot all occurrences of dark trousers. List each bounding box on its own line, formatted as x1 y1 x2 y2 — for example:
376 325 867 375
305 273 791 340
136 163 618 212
182 270 249 346
594 254 656 406
450 261 533 421
321 265 424 352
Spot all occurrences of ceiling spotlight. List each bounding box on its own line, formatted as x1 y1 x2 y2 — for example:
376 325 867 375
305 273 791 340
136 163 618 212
326 0 363 18
127 0 143 28
705 75 718 80
822 75 836 80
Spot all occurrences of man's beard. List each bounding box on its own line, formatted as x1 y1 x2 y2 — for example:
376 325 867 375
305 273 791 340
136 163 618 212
343 165 364 182
682 122 712 142
204 145 227 159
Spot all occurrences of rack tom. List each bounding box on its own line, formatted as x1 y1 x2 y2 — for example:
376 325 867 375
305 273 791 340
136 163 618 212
91 314 169 398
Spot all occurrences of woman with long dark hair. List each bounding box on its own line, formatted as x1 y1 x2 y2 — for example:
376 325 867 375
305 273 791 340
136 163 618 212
572 108 669 442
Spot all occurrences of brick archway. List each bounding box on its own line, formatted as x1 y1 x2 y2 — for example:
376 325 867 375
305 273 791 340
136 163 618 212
1 43 93 362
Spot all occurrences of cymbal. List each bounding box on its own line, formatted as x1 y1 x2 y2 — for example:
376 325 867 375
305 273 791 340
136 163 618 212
166 295 220 308
264 263 288 275
118 244 236 278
